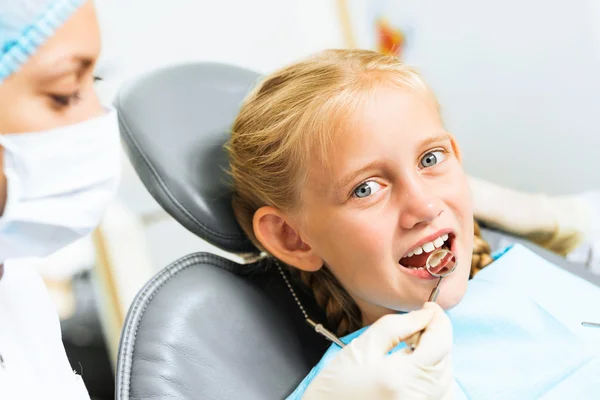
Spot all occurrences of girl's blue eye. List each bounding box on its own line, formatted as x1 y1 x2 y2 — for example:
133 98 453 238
353 181 382 198
420 150 446 168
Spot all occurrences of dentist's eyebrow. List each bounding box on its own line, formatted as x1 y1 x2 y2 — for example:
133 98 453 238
335 160 385 191
37 55 93 84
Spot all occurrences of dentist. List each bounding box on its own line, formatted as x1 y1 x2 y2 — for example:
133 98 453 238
0 1 120 398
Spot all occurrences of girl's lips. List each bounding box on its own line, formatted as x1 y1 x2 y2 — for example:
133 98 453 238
399 266 439 280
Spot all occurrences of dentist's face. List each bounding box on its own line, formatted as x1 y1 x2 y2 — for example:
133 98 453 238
0 0 102 216
297 86 474 324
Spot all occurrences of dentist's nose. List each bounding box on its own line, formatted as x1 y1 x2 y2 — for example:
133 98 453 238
397 178 444 230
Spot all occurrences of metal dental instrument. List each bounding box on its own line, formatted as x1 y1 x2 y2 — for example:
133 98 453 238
274 259 347 348
582 321 600 328
275 249 457 351
307 318 346 348
404 249 457 353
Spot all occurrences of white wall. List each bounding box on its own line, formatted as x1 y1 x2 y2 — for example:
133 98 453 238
93 0 345 270
93 0 600 272
97 0 600 200
350 0 600 195
95 0 343 102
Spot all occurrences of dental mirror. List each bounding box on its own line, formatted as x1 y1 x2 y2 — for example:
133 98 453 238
423 248 457 302
404 248 457 352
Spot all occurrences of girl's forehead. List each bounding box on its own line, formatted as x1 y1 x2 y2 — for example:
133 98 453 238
326 88 442 154
301 86 443 195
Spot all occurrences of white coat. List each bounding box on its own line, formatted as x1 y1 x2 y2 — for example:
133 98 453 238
0 260 90 399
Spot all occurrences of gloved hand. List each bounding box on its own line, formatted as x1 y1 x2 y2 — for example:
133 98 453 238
469 176 591 255
566 191 600 271
302 303 454 400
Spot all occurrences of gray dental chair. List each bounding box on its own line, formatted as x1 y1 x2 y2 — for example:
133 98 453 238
114 62 600 400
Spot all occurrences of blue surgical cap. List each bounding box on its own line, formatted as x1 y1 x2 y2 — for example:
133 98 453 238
0 0 87 84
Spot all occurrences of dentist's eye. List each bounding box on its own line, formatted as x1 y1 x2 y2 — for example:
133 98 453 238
49 91 81 108
353 181 382 198
420 150 446 168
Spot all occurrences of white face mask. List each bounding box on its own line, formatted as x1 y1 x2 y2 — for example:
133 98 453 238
0 107 121 263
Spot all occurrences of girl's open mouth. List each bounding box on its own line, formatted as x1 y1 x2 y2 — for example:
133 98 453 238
399 232 456 279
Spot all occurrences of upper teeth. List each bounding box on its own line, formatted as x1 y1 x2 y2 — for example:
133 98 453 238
402 234 449 258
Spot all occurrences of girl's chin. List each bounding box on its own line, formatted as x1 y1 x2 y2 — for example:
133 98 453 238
358 276 468 323
436 279 468 310
393 295 464 314
405 282 467 312
436 294 464 310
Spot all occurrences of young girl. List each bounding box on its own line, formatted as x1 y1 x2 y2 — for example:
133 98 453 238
227 49 600 399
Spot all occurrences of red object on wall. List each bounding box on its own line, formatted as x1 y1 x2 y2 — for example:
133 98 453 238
376 18 405 58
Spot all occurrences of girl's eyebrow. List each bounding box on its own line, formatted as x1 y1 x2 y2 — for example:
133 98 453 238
420 133 452 148
335 160 385 191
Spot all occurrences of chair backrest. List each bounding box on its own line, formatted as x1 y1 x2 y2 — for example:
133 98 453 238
115 62 329 400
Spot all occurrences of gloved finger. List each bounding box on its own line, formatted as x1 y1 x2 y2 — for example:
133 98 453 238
343 310 434 363
410 302 453 366
442 391 456 400
437 355 456 400
381 352 454 398
435 354 455 393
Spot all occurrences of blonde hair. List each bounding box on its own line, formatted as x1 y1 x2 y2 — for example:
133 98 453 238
227 49 493 336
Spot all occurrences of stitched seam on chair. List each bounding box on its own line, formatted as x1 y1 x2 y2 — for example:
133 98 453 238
118 253 238 399
117 252 243 399
119 113 242 243
117 104 247 246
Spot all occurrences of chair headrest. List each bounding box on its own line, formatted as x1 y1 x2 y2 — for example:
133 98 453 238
115 62 260 253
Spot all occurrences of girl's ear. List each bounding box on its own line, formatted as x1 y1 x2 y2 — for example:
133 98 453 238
253 206 323 272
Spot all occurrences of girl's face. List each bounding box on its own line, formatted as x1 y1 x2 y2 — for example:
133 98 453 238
297 86 474 324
